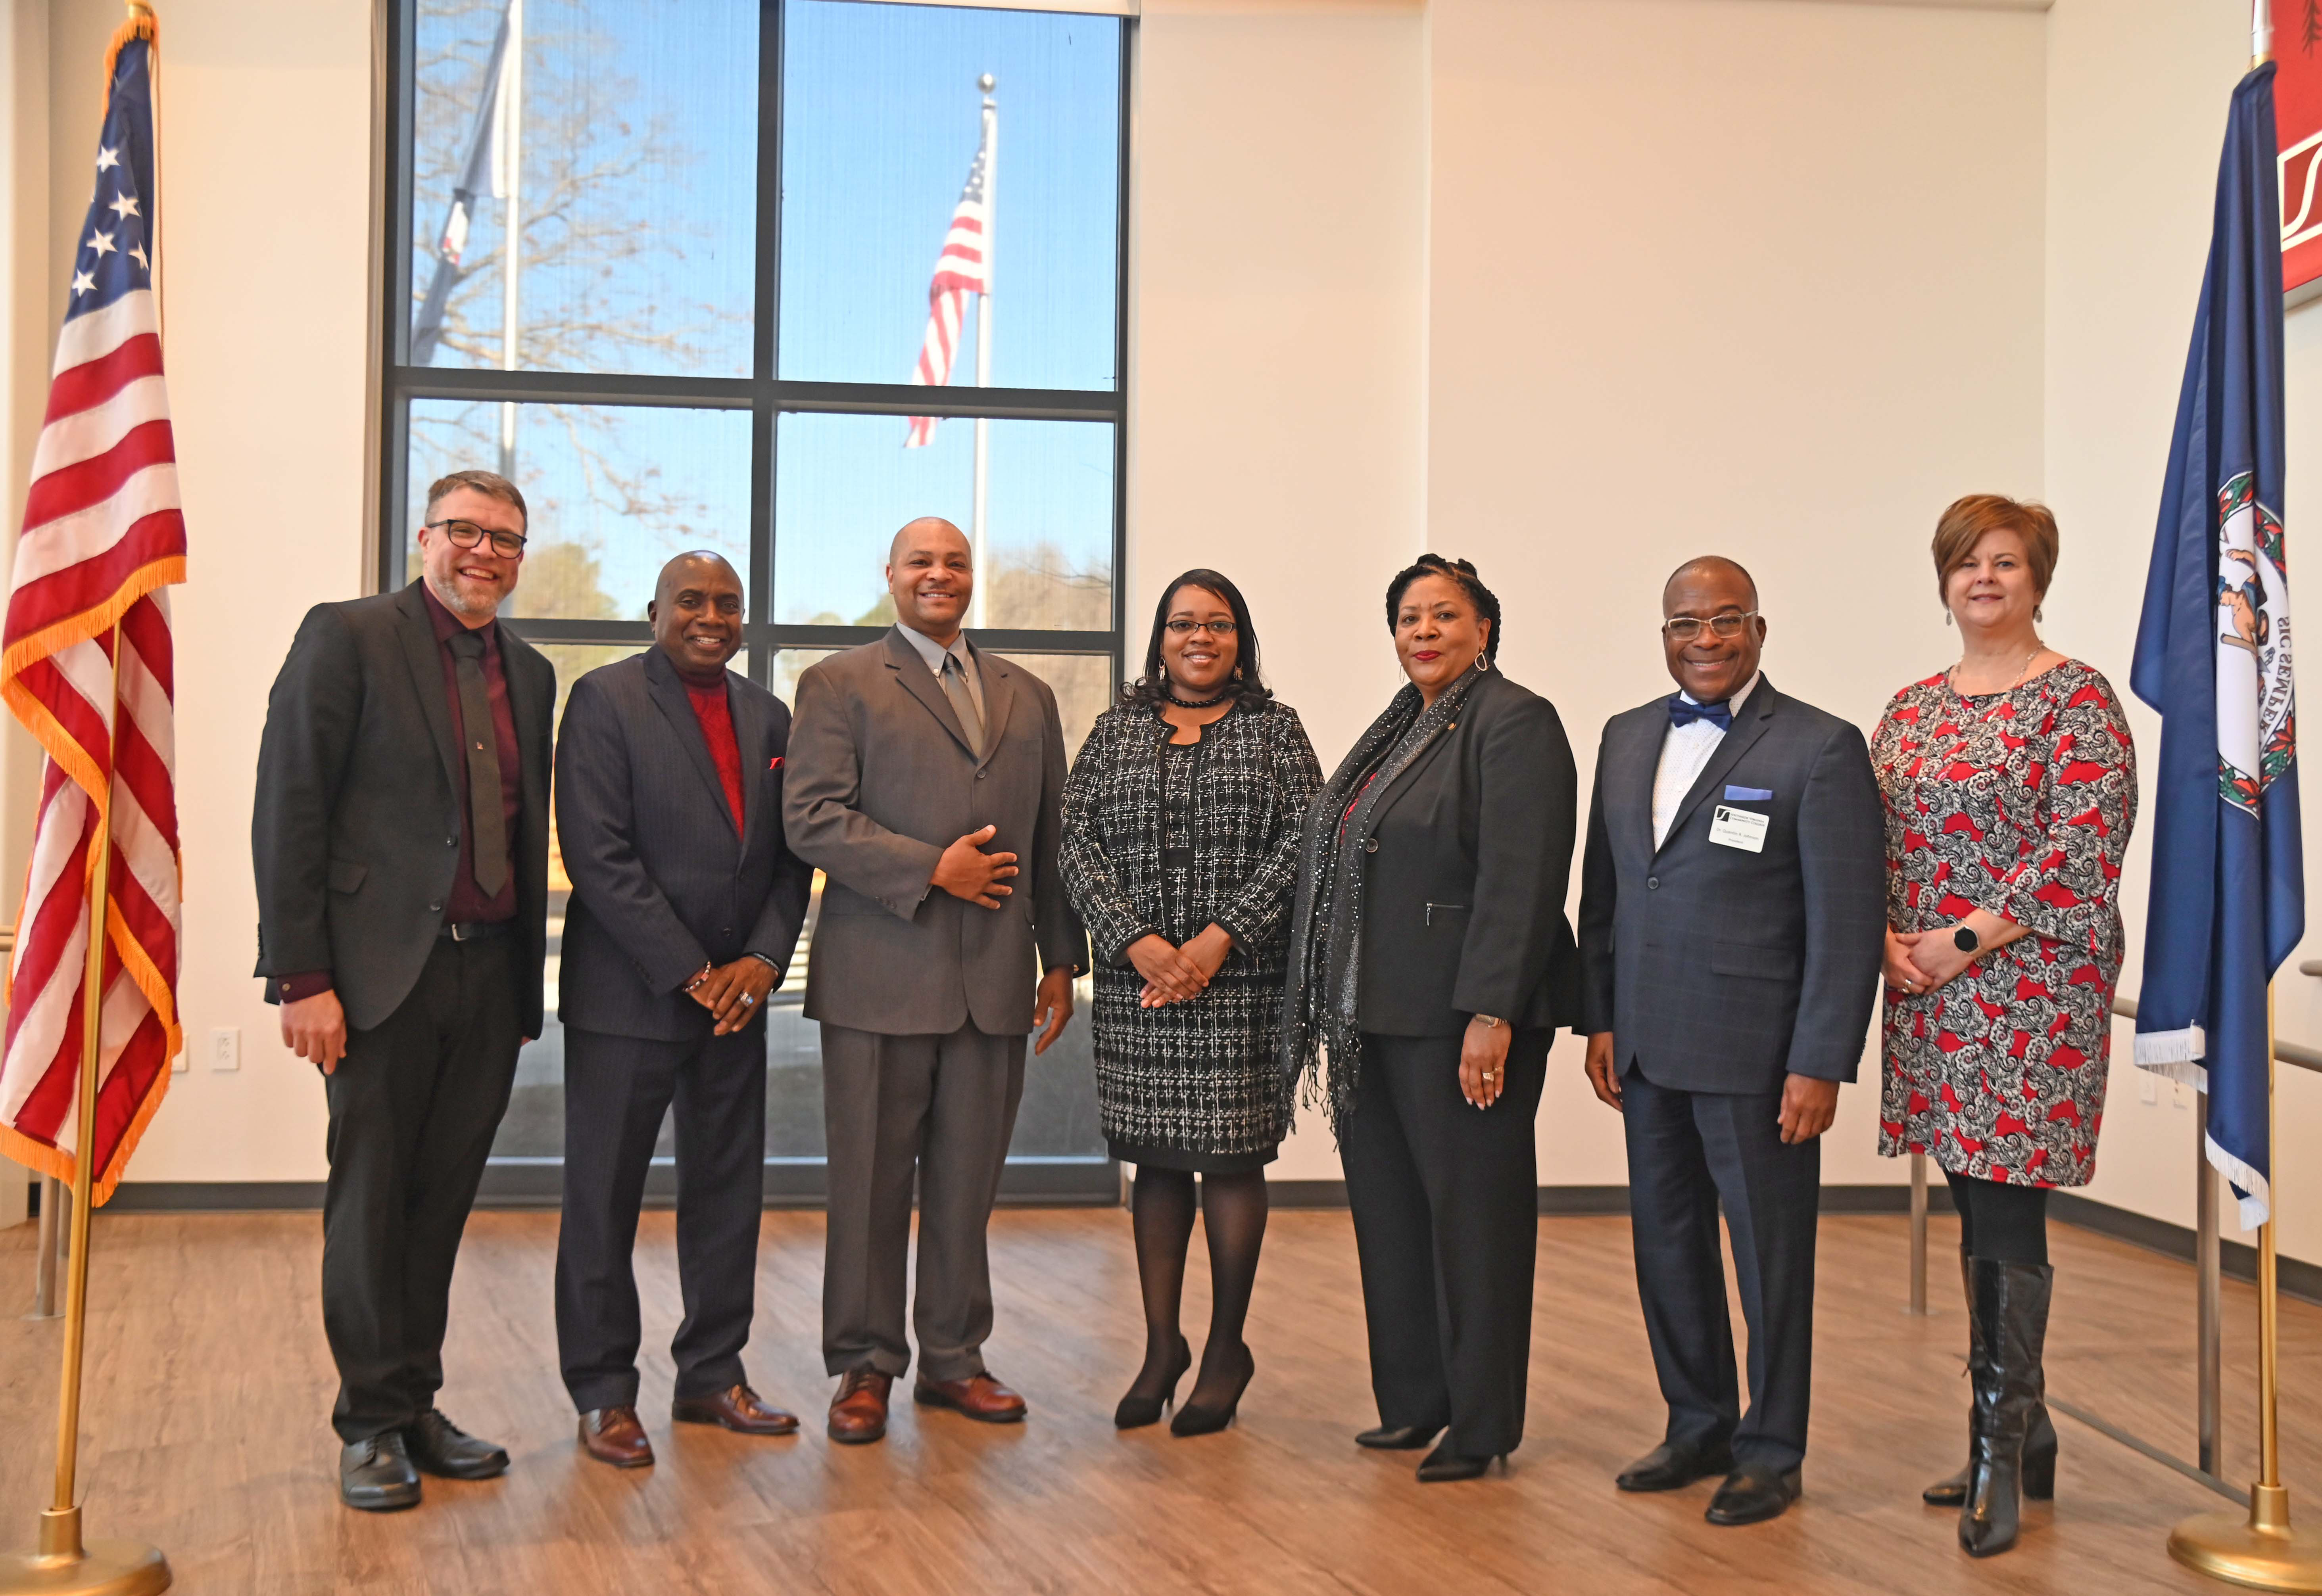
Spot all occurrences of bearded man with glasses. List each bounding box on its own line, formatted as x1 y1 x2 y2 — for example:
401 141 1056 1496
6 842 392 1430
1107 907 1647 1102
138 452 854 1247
254 469 555 1511
1574 556 1884 1527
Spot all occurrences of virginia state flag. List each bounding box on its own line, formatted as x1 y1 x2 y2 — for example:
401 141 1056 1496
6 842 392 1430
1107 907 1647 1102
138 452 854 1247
2132 61 2302 1229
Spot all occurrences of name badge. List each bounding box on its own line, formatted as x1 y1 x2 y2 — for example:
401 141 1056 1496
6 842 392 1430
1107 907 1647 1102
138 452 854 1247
1708 804 1769 853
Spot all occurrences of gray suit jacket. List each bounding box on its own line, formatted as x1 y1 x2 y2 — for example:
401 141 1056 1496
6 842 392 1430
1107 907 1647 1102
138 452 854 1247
554 647 812 1042
252 582 555 1034
1575 677 1885 1093
782 627 1088 1036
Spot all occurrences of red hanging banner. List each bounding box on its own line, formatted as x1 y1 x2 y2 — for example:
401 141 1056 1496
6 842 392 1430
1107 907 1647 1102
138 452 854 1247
2279 25 2322 293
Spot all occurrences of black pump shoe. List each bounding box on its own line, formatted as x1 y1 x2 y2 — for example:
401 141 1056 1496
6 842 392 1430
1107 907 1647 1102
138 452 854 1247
1357 1423 1443 1451
1416 1440 1505 1483
1617 1440 1734 1492
1170 1344 1253 1437
1114 1336 1193 1430
339 1432 422 1512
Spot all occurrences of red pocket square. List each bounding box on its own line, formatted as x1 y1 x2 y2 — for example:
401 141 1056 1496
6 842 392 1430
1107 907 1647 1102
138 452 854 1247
769 756 783 770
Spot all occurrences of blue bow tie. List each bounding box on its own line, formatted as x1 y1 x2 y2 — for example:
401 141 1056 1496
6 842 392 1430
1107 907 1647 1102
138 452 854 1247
1668 695 1732 732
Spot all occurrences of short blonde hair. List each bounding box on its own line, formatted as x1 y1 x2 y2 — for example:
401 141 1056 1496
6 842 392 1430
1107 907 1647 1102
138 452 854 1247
1932 494 2058 604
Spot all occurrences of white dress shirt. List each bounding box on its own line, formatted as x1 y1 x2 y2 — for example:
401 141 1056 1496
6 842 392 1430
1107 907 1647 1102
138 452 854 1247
1650 672 1762 850
895 621 986 725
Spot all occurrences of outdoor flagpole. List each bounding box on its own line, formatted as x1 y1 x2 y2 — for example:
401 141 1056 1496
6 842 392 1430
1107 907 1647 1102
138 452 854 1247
0 622 168 1596
497 0 524 481
969 73 995 630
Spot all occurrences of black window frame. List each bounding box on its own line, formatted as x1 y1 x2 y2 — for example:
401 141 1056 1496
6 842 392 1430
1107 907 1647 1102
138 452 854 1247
378 0 1132 1207
376 0 1130 673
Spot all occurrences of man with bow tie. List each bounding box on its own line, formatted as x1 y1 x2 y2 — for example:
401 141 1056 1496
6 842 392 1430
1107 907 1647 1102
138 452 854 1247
1575 556 1883 1527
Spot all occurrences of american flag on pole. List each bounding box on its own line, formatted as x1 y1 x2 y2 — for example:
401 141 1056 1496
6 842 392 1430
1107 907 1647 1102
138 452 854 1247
0 18 185 1205
904 131 991 448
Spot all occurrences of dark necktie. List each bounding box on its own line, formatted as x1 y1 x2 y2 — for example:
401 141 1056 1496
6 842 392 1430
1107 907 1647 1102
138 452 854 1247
447 628 510 899
941 652 984 758
1667 694 1732 732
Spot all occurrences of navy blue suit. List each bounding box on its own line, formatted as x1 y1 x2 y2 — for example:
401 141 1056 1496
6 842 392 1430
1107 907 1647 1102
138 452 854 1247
551 647 811 1412
1577 677 1884 1472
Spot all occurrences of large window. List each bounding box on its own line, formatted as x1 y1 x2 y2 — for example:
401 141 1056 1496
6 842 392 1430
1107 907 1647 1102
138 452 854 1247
382 0 1128 1201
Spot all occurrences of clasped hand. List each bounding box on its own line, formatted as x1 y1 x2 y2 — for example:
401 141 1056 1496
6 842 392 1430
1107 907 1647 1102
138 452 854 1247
1127 925 1233 1008
688 957 777 1035
1884 927 1971 996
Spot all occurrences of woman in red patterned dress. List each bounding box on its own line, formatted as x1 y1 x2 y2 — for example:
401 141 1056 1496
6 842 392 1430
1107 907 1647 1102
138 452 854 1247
1872 495 2136 1560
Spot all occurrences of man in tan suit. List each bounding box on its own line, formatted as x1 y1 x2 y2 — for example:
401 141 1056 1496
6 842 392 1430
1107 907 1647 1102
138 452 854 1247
783 516 1087 1443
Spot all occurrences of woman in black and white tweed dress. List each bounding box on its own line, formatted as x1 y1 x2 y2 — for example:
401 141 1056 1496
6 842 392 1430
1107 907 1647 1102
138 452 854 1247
1060 569 1321 1437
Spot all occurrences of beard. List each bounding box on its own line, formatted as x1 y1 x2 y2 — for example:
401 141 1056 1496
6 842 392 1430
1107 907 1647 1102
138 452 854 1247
428 568 503 620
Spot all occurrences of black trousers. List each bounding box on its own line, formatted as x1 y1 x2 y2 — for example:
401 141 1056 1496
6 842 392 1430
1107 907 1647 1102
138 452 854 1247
1342 1029 1550 1458
321 936 522 1443
555 1024 768 1412
1620 1066 1821 1472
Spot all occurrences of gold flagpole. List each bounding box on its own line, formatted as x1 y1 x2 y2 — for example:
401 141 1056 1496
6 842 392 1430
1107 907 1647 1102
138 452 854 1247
2170 984 2322 1588
0 626 166 1594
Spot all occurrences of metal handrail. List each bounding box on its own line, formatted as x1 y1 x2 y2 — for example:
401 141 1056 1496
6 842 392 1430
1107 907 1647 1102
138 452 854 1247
2113 993 2322 1073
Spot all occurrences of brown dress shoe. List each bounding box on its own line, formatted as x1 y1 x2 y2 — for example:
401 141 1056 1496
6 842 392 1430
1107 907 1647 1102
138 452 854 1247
828 1368 893 1445
578 1406 654 1469
913 1371 1028 1424
672 1383 800 1436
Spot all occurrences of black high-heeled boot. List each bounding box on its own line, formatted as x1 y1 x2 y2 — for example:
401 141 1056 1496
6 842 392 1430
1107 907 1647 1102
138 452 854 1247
1959 1258 2054 1558
1925 1253 2056 1506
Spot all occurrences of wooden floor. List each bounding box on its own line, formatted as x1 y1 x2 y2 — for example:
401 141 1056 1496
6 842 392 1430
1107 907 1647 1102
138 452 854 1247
0 1205 2311 1594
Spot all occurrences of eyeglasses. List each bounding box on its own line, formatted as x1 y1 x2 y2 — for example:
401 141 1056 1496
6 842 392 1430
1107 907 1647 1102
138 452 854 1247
424 518 528 558
1164 618 1238 637
1661 610 1757 643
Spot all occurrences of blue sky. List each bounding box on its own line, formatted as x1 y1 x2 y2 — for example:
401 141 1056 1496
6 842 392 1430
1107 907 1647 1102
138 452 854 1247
406 0 1121 629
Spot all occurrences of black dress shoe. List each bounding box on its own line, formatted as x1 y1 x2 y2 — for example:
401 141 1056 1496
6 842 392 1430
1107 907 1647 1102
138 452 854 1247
1705 1462 1802 1525
403 1408 509 1480
1416 1440 1504 1483
1356 1423 1443 1450
340 1432 422 1512
1617 1440 1734 1492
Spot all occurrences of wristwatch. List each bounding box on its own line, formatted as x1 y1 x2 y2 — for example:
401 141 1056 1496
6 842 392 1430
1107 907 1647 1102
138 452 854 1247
1475 1014 1504 1029
1952 925 1981 955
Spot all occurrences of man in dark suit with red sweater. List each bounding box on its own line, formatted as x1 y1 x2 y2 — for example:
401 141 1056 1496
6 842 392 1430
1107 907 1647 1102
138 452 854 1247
551 552 813 1468
254 469 555 1511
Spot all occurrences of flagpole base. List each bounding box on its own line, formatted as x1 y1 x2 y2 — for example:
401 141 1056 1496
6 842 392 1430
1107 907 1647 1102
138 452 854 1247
2172 1487 2322 1591
0 1510 169 1595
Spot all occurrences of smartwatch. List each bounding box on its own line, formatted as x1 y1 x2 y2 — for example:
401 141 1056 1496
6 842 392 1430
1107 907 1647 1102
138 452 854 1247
1952 925 1981 955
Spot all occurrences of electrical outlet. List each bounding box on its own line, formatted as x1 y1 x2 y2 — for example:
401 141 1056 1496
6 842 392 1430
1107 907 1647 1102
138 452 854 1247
2140 1070 2158 1105
2173 1080 2191 1109
209 1027 240 1072
171 1049 188 1075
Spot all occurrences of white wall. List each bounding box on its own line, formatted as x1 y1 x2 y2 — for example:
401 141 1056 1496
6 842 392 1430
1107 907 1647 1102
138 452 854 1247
0 0 49 1223
69 0 376 1182
1130 0 1427 1179
1426 0 2049 1184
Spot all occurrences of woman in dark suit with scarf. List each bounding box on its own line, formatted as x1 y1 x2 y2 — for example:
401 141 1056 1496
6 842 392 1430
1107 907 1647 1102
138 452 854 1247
1283 554 1579 1483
